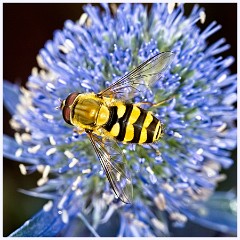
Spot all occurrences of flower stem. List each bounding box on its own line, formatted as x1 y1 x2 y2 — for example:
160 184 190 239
77 212 100 237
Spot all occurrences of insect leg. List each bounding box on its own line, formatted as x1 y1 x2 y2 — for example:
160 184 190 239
135 95 175 109
73 128 85 135
148 143 161 156
151 95 175 108
135 101 154 107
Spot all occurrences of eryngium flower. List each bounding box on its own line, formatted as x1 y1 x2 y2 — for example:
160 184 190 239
4 3 236 237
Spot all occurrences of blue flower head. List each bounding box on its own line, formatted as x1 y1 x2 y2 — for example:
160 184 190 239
4 3 236 237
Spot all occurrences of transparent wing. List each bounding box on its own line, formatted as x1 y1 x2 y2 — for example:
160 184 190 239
98 51 175 100
86 131 133 204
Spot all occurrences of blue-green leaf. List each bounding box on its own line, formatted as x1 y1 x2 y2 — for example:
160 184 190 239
9 202 67 237
3 80 21 115
183 191 237 235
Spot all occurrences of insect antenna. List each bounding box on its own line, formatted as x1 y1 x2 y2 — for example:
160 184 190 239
55 98 63 110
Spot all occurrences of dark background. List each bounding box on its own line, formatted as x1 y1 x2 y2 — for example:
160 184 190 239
3 3 237 236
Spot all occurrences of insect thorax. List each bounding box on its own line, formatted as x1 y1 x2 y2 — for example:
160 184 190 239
71 94 110 128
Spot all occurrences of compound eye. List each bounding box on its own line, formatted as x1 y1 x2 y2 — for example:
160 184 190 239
65 92 79 107
62 92 79 125
62 105 72 125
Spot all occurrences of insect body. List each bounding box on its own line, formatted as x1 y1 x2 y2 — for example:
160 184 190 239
62 93 163 144
60 52 175 203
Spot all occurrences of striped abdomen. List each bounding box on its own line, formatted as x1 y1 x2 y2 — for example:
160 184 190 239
103 103 163 144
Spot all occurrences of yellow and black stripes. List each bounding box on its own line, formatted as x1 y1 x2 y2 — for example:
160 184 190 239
103 103 163 144
116 104 133 142
103 106 119 132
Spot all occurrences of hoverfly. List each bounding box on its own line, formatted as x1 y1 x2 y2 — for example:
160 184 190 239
60 52 175 203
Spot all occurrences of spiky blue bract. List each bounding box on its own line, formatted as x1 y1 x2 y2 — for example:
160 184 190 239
4 3 236 237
